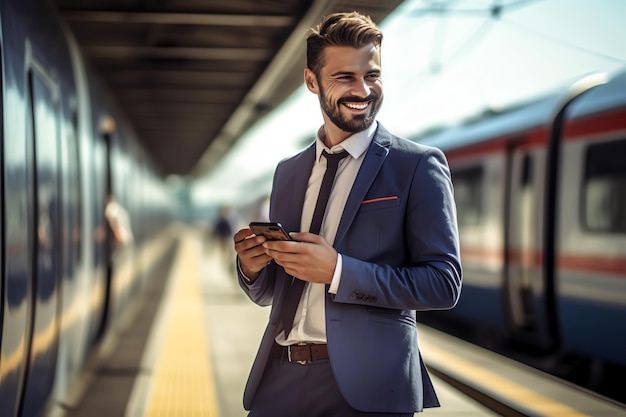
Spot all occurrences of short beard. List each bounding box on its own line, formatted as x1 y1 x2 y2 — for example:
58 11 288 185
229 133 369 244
318 81 382 133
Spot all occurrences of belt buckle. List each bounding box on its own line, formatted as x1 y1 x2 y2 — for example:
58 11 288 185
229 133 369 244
288 343 309 365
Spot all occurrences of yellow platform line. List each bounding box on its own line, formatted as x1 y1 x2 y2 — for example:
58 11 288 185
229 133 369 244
419 327 593 417
143 235 219 416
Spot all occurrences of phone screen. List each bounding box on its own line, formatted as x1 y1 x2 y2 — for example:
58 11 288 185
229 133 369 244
249 222 293 241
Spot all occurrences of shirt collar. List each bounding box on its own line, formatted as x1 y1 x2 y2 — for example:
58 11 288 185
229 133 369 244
315 121 377 162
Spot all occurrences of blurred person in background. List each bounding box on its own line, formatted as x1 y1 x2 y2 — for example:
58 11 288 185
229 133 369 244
212 205 235 272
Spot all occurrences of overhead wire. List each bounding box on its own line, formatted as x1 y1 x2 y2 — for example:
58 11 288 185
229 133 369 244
410 0 541 17
430 15 496 74
409 0 538 75
406 0 625 76
498 17 626 64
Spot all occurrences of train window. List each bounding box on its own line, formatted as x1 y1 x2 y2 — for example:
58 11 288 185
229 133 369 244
583 138 626 233
452 165 483 226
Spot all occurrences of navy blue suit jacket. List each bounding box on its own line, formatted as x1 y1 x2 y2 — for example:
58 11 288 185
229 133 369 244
239 123 462 413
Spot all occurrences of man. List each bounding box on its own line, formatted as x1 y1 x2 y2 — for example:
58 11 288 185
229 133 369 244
233 11 462 417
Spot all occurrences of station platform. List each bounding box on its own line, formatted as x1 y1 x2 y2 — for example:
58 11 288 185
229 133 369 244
59 226 625 417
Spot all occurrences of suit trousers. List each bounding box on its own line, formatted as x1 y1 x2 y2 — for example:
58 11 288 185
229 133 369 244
247 357 414 417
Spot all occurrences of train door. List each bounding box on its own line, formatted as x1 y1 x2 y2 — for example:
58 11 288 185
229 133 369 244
19 61 62 416
504 76 609 352
505 138 555 350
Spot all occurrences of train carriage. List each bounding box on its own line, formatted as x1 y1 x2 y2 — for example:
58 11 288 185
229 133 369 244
0 1 176 416
417 70 626 382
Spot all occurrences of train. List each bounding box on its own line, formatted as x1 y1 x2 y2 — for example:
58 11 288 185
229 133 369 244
0 1 177 416
415 68 626 401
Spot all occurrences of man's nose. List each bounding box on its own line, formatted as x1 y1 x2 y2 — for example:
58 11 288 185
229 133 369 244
350 78 371 97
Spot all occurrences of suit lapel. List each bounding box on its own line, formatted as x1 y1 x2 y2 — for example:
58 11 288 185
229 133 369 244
334 126 391 249
278 143 315 233
273 143 315 306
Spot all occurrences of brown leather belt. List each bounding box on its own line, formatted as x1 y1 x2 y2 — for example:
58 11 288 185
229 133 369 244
273 342 329 364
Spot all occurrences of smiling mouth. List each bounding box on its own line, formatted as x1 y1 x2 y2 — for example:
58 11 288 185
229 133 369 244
344 101 370 110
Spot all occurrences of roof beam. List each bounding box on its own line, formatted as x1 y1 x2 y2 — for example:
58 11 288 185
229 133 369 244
61 11 295 27
84 46 271 60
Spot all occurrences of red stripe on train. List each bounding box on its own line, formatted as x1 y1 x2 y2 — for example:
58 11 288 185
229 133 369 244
461 246 626 277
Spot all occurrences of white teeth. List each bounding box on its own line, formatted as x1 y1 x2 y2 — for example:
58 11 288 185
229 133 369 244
345 102 368 110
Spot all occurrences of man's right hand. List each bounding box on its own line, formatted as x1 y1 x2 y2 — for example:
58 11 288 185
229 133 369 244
233 227 272 281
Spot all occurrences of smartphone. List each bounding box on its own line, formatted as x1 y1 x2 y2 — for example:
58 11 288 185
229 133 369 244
249 222 293 241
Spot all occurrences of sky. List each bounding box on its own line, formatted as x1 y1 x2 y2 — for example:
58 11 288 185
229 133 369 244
192 0 626 207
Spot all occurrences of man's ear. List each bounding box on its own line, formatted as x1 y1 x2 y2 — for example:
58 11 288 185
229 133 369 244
304 68 318 93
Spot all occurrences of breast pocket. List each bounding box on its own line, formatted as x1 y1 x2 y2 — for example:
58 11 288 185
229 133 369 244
342 195 404 262
359 195 400 212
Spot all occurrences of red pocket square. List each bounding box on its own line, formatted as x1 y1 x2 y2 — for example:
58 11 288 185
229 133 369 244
361 196 399 205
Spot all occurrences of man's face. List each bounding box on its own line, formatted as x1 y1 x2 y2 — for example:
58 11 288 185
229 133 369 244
306 43 383 135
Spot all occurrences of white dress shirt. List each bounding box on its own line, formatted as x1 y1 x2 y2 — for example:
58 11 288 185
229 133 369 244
275 122 376 346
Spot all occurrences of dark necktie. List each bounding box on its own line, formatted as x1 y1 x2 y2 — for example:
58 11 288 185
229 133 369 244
280 149 350 338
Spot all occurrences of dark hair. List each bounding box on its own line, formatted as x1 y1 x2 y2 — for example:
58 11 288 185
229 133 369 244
306 12 383 75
